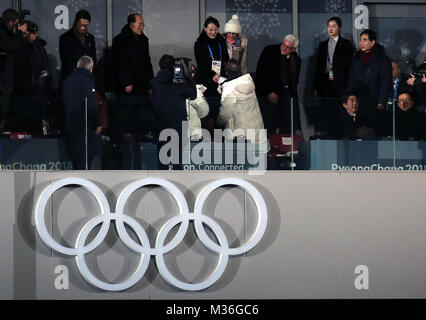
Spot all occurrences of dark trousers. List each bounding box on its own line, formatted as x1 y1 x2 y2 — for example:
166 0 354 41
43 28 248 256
66 112 100 170
317 79 341 136
109 94 153 144
260 95 301 136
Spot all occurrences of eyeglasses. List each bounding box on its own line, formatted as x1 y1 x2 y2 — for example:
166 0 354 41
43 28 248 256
398 99 412 104
133 23 145 27
282 44 294 50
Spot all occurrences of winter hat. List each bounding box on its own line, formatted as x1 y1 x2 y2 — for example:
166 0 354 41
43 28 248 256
224 15 242 34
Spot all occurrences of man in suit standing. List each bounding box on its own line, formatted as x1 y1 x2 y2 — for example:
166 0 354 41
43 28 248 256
255 34 301 135
59 10 97 88
314 16 354 138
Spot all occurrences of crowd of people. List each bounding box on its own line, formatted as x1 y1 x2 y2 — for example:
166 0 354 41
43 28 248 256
1 8 426 169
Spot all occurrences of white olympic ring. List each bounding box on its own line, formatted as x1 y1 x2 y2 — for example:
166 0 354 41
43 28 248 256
34 177 268 292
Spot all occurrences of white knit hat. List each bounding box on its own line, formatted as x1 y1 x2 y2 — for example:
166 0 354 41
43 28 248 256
224 15 242 34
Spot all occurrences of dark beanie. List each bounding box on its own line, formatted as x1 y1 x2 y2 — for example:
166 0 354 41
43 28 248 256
75 10 91 22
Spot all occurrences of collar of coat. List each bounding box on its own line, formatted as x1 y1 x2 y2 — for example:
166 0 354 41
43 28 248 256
355 43 386 64
74 67 94 79
120 24 149 42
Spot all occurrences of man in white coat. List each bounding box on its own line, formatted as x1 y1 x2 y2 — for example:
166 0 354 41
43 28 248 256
217 59 265 143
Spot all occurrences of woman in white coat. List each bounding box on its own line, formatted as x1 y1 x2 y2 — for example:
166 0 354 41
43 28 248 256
217 59 265 143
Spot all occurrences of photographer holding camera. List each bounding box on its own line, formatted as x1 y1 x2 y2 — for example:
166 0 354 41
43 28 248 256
151 54 197 169
0 8 27 132
406 59 426 99
13 20 51 134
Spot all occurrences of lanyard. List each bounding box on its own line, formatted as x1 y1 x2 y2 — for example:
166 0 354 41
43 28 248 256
207 43 222 60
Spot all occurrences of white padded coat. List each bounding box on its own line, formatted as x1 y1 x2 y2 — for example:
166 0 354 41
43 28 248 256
217 74 266 143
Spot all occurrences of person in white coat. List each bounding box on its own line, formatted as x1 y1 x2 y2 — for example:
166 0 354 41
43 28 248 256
217 59 265 143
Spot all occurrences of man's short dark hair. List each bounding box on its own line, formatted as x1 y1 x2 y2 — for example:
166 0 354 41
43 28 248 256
397 91 413 100
75 9 91 22
127 13 141 25
159 54 175 70
203 16 219 28
342 92 358 104
360 29 377 42
327 16 342 28
225 59 241 77
1 9 19 23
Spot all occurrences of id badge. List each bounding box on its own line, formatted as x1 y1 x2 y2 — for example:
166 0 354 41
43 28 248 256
212 60 221 75
329 67 334 81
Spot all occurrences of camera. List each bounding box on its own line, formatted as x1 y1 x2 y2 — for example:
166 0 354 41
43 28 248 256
173 57 194 84
413 62 426 78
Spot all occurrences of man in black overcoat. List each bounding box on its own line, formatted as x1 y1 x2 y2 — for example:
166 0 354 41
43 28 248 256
255 34 301 135
59 10 96 88
110 13 154 143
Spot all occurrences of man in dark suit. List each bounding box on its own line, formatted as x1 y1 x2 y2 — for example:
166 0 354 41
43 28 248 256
314 16 354 137
59 10 96 88
255 34 301 135
62 56 101 170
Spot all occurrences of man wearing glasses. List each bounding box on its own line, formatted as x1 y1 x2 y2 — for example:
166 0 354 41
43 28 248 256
59 10 97 88
255 34 301 136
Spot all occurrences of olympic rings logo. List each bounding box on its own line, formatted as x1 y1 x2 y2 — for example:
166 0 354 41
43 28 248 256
34 177 268 292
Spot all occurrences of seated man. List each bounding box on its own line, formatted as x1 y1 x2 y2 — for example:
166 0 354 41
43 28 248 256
335 93 373 139
217 59 265 143
388 91 423 141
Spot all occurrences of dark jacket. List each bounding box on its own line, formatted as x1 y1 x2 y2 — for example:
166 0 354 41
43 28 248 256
62 68 100 168
194 30 229 98
0 18 25 92
255 44 301 97
388 107 423 140
112 25 154 95
389 74 412 101
315 37 354 96
59 28 97 86
151 69 196 142
62 68 100 130
336 106 369 139
347 44 392 106
14 37 51 95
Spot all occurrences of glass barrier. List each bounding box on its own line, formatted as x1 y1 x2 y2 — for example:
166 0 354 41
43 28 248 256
2 2 426 171
1 94 425 172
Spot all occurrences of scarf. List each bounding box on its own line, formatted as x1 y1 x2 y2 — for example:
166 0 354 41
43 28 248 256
360 45 376 66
